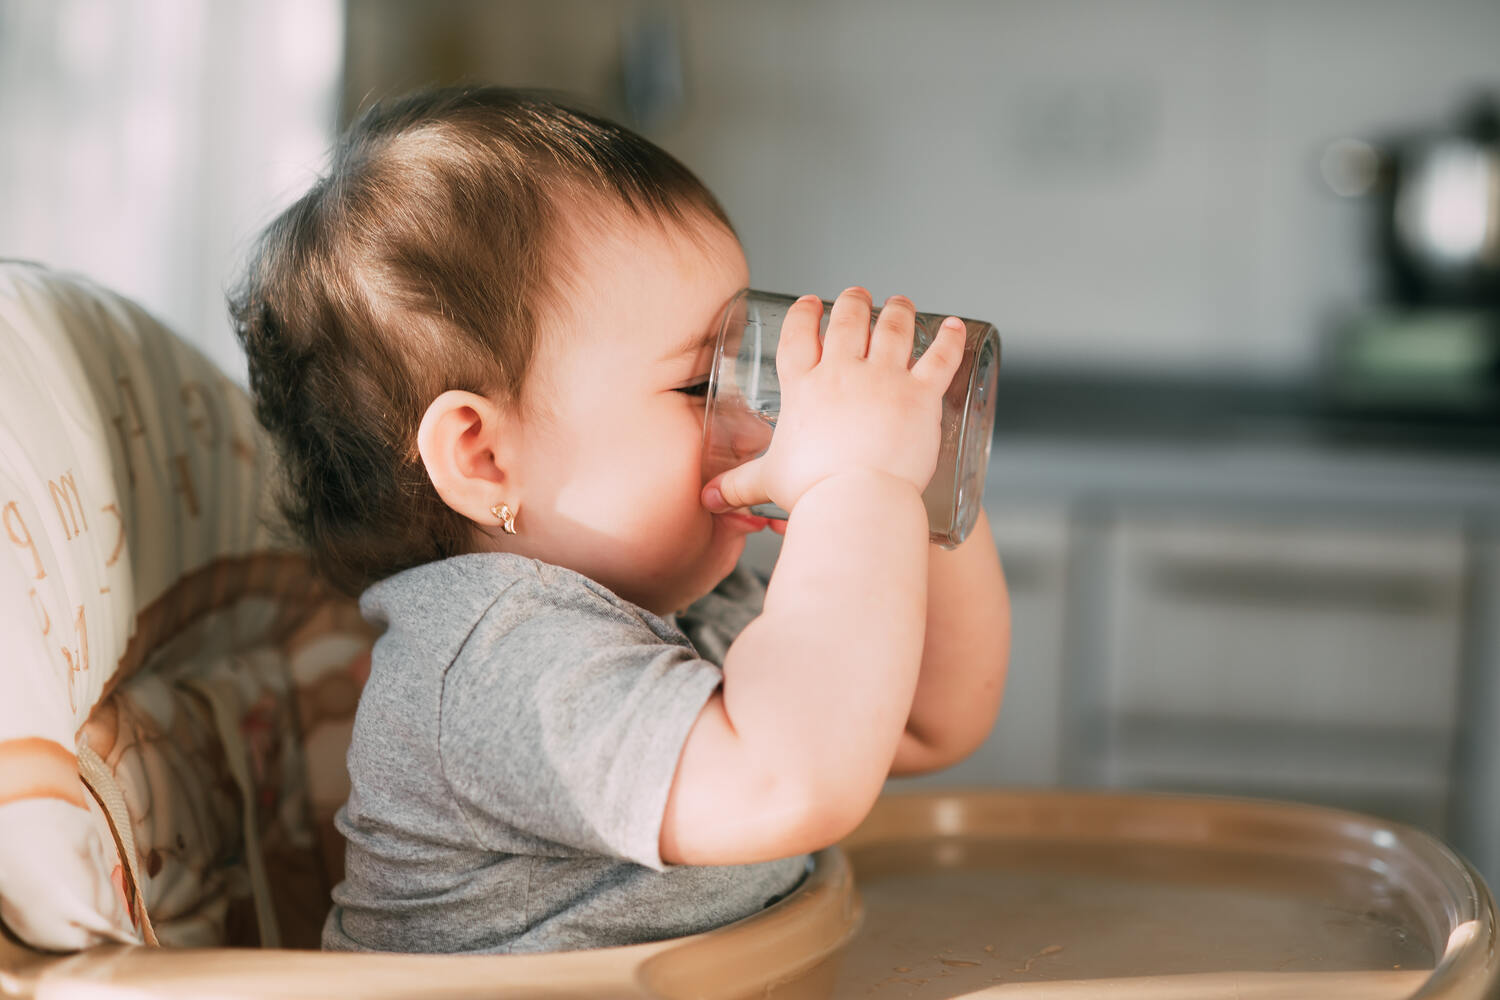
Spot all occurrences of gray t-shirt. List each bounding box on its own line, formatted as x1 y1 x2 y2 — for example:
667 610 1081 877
322 552 809 954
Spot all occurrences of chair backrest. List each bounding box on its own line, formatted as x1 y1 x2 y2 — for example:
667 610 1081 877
0 262 372 951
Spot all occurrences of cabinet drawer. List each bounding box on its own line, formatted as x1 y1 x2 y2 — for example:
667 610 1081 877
1107 713 1453 831
1100 513 1467 729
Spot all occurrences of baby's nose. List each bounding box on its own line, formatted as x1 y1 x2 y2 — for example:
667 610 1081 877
724 406 773 462
702 400 773 481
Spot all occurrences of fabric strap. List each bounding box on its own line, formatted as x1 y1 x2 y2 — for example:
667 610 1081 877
74 740 160 947
180 677 283 949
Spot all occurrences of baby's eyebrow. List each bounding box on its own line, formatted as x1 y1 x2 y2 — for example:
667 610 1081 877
662 324 719 362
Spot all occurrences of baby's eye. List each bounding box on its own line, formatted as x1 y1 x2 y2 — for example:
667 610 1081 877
675 378 711 398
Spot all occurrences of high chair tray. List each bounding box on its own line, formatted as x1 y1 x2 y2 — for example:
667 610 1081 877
2 790 1495 999
831 789 1498 999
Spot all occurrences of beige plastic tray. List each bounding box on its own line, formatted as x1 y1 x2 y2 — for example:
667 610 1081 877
833 790 1499 999
2 790 1495 999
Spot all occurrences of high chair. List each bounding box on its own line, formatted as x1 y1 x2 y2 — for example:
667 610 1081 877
1 261 1495 999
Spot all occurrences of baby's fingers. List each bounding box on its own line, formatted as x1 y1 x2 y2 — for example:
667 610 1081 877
910 316 967 393
823 286 873 360
702 457 770 513
775 295 823 380
868 295 917 367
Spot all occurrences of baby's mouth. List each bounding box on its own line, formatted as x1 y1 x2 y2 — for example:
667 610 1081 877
716 510 770 532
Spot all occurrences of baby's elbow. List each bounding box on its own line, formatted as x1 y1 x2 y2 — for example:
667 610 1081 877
890 713 998 776
942 724 994 769
780 772 884 853
935 658 1009 763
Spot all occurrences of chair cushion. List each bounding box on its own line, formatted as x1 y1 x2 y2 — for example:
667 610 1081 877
0 262 371 951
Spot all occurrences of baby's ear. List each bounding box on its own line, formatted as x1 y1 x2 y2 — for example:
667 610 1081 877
416 390 515 524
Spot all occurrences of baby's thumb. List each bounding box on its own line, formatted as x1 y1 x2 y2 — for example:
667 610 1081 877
702 458 769 513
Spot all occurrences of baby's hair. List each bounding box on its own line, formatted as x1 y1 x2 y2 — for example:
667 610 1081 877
229 86 734 596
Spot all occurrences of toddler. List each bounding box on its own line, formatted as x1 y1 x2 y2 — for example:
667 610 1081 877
230 86 1010 954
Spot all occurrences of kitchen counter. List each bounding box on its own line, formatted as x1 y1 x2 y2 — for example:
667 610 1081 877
992 368 1500 450
987 369 1500 517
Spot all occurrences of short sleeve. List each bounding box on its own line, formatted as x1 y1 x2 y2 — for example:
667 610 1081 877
437 582 722 872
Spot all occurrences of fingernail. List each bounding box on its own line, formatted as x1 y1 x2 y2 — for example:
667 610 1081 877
941 316 964 330
702 484 726 511
795 294 821 305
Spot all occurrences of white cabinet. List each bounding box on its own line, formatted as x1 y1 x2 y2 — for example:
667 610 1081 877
1088 510 1468 832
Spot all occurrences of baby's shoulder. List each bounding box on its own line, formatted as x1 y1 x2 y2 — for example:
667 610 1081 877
358 551 535 631
360 553 695 685
383 551 689 641
478 555 687 643
445 558 709 709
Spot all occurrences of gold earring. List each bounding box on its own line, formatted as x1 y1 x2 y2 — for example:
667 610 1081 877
490 502 518 535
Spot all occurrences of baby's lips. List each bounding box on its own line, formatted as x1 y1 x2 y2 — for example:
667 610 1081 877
717 509 772 532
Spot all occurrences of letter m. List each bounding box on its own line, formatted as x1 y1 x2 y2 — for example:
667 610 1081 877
47 471 88 540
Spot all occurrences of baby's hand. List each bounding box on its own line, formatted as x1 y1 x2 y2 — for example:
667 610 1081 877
703 287 965 516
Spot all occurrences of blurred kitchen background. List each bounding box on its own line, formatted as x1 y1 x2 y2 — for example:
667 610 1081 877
4 0 1499 885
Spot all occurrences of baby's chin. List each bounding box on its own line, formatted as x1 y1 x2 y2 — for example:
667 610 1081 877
661 532 746 617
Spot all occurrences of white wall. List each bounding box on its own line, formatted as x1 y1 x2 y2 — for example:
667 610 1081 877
0 0 343 384
346 0 1500 377
672 0 1500 376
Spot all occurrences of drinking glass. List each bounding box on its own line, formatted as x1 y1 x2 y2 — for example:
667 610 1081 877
702 289 1001 548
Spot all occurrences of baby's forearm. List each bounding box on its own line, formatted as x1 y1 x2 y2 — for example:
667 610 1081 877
890 508 1010 775
723 471 928 826
661 490 1004 865
660 473 928 865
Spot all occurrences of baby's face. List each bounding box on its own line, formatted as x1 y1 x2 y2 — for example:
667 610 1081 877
502 208 757 615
